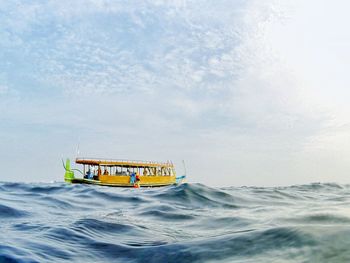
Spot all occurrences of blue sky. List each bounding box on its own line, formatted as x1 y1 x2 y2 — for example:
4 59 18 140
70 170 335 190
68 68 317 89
1 0 350 186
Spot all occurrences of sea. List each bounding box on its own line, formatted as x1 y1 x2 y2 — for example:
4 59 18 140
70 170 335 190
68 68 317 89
1 182 350 262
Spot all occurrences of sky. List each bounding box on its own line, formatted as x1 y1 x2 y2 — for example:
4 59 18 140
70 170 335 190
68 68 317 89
1 0 350 186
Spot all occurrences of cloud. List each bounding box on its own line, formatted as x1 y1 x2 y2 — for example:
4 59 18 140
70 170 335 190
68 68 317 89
0 85 9 95
1 0 350 185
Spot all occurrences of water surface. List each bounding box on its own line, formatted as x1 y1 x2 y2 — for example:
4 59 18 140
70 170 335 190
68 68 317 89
1 182 350 262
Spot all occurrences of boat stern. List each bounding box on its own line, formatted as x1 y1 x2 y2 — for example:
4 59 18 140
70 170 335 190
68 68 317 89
176 175 186 185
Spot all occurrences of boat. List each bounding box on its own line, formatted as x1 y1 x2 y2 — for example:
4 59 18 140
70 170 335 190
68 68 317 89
63 158 186 187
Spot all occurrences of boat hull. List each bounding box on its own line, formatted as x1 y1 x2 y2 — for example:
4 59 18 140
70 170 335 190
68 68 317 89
66 175 177 187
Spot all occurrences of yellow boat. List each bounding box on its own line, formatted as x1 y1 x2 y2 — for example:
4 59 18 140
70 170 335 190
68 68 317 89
63 158 186 187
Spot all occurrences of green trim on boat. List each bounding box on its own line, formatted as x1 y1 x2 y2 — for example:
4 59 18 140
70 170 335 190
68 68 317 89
64 158 75 182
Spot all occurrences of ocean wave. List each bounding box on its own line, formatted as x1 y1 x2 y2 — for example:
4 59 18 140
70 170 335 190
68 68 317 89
0 203 29 218
1 182 350 262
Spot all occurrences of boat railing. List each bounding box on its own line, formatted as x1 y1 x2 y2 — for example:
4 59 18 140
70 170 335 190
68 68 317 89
75 157 174 167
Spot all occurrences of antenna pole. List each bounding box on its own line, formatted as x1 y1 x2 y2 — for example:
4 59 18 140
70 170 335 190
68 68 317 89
76 137 80 158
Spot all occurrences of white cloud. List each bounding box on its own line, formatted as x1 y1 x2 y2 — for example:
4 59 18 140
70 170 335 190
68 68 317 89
0 85 10 97
1 0 350 185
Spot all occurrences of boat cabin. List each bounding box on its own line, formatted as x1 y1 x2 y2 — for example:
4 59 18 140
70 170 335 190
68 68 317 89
76 158 176 179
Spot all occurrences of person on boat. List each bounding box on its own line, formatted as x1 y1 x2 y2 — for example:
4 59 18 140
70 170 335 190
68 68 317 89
103 169 109 175
89 167 93 179
85 169 93 179
134 173 140 188
143 169 147 176
130 172 136 184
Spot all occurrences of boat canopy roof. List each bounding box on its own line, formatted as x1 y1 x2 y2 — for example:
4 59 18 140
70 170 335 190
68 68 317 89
75 158 174 168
